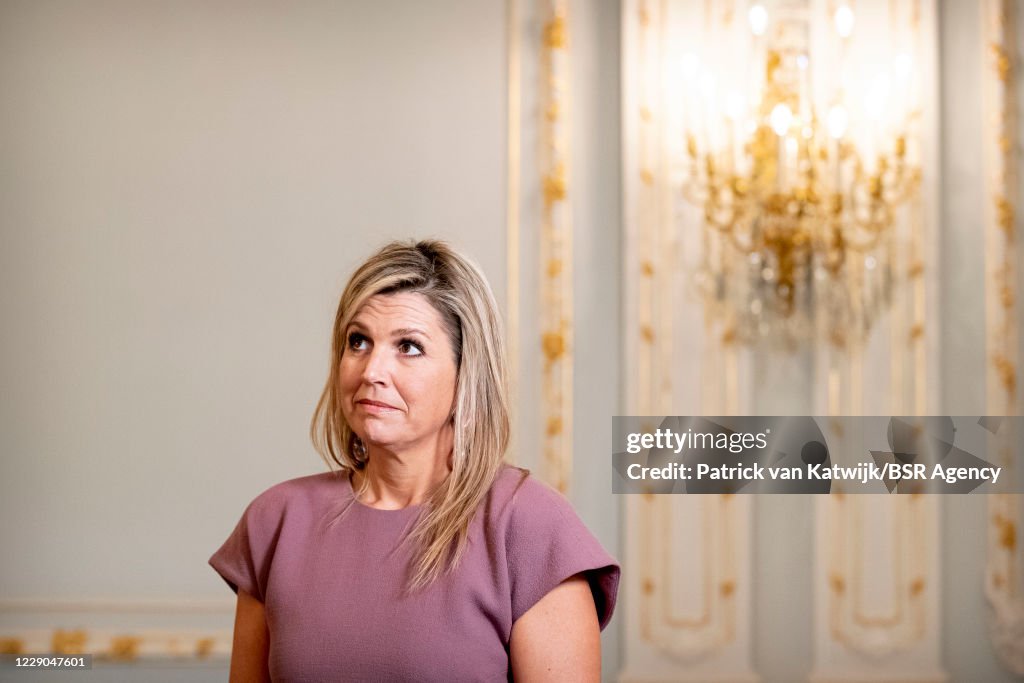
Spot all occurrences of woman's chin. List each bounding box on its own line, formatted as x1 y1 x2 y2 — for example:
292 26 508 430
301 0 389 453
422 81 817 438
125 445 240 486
360 432 398 450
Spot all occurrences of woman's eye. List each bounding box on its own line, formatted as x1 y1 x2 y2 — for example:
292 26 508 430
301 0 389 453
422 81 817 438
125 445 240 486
398 339 424 356
347 333 368 351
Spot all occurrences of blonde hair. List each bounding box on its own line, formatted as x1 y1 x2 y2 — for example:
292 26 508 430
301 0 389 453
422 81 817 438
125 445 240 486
310 239 511 590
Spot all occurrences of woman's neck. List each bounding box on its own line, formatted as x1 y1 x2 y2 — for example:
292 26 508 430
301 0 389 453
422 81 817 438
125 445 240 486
352 435 453 509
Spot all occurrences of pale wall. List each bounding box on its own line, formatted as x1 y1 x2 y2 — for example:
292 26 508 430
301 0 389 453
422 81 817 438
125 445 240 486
0 1 506 680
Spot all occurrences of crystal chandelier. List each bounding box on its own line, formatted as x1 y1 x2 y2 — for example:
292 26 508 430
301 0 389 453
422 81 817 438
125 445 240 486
682 0 921 349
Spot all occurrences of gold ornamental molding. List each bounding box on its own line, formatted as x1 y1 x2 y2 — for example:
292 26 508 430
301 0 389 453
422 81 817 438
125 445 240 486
796 0 943 680
505 0 573 490
637 495 740 660
0 628 230 661
0 598 235 662
826 494 928 655
538 0 574 494
982 0 1023 673
623 3 755 680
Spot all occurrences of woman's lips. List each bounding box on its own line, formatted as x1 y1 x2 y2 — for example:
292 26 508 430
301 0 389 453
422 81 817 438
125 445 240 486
357 399 398 414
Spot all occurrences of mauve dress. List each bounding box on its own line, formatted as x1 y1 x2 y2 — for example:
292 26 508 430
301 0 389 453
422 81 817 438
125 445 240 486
209 463 621 682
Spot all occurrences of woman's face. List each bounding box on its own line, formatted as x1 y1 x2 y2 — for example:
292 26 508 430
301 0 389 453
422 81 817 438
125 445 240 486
339 291 458 456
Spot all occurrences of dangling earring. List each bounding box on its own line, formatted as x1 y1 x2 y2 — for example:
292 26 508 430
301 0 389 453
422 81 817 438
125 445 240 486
352 436 367 463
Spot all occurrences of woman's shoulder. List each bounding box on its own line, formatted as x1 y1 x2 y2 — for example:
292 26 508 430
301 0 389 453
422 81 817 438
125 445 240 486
240 470 347 518
484 463 579 527
484 464 622 630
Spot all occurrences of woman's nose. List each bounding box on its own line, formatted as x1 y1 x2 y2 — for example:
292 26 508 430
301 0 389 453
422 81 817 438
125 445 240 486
360 346 390 384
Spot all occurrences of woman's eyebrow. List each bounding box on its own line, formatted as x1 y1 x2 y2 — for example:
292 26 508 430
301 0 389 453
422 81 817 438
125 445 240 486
392 327 431 340
347 322 430 340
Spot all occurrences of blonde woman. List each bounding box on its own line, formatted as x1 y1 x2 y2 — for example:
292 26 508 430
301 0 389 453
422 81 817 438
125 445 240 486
210 240 620 682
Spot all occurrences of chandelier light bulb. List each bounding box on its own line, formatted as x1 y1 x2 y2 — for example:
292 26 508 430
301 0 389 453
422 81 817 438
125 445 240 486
681 52 699 82
894 52 913 80
867 74 890 120
770 103 793 136
827 105 849 139
726 91 745 121
700 71 717 99
749 5 768 36
834 5 855 38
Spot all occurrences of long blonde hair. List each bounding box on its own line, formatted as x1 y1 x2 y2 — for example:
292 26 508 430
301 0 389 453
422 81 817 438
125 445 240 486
310 239 511 590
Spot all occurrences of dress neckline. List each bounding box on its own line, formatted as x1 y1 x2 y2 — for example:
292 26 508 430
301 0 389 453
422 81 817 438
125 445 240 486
343 471 425 515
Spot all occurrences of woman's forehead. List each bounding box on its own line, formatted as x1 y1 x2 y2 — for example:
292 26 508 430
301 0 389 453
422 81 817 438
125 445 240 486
349 292 442 331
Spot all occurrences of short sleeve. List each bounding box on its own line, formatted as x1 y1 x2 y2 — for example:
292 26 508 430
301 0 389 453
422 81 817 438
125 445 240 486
208 490 285 603
505 477 621 630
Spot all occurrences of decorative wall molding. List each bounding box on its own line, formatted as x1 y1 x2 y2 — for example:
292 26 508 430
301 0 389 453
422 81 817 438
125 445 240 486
981 0 1024 674
0 628 231 661
536 0 575 495
810 494 945 683
506 0 575 493
0 598 233 662
809 1 945 681
621 1 758 680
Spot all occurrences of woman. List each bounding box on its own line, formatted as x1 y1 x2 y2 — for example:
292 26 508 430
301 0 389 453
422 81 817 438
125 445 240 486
210 239 620 682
